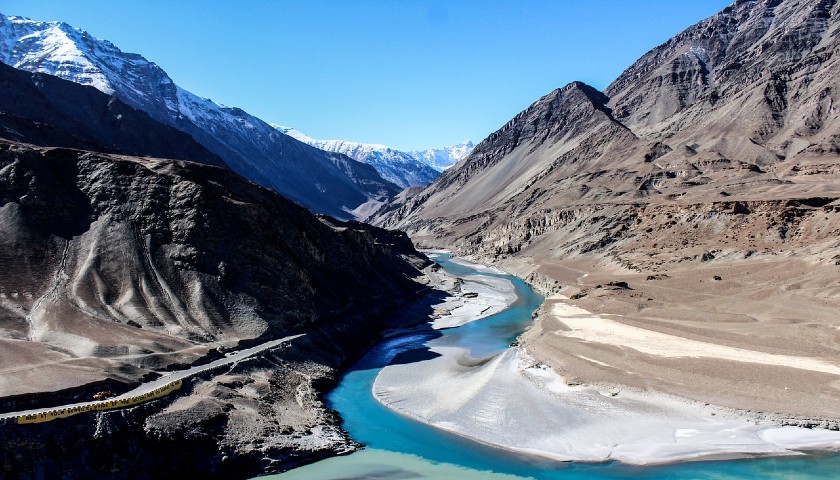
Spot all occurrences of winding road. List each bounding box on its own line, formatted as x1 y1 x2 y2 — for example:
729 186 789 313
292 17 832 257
0 333 304 421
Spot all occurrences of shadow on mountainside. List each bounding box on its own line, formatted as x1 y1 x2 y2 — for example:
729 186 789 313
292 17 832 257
346 286 455 371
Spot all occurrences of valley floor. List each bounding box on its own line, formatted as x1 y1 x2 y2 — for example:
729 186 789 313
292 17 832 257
372 255 840 464
515 255 840 422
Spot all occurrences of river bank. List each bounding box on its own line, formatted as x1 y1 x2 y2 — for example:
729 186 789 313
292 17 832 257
371 255 840 465
0 273 438 480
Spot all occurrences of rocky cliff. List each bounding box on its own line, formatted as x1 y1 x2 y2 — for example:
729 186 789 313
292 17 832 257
0 140 430 479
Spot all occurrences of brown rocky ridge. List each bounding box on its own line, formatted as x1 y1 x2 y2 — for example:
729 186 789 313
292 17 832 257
372 0 840 423
0 59 434 478
0 140 434 479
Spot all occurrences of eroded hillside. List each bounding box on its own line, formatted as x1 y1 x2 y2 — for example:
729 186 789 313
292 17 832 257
371 0 840 419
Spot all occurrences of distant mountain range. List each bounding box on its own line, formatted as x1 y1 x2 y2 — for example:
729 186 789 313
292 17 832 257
0 14 399 220
275 126 473 188
409 140 476 171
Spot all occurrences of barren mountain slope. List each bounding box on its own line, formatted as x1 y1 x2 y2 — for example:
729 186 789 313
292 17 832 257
0 61 224 165
371 0 840 420
0 141 429 398
373 82 640 229
0 140 432 479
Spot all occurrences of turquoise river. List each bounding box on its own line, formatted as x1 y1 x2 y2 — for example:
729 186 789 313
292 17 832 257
265 254 840 479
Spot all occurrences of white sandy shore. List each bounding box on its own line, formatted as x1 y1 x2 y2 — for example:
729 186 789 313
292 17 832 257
423 257 518 330
447 257 507 274
374 346 840 464
372 261 840 465
551 299 840 376
429 274 517 329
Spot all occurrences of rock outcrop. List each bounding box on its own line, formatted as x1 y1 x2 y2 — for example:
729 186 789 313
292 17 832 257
0 141 430 479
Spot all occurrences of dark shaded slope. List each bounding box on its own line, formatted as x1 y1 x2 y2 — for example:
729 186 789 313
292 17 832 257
0 61 224 166
166 106 401 219
0 140 428 394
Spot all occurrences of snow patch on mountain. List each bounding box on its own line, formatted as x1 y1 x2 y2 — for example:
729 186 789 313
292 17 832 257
411 141 475 171
274 126 474 188
0 13 399 220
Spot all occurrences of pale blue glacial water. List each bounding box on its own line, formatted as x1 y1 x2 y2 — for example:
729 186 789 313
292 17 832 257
265 254 840 479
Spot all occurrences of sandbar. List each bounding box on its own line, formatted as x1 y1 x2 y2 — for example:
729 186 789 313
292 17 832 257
373 259 840 465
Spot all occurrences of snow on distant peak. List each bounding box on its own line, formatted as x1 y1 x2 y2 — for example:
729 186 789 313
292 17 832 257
0 13 248 141
273 125 316 144
410 140 475 171
1 16 115 93
274 125 474 173
272 125 464 188
274 125 392 152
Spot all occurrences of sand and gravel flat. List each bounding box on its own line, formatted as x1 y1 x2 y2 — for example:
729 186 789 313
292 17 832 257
515 254 840 420
373 256 840 464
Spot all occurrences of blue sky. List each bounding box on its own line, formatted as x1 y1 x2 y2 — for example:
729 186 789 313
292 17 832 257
5 1 731 151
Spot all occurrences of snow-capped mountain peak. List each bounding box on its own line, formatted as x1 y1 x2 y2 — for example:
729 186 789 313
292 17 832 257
272 125 474 188
2 17 113 94
411 140 475 171
0 12 400 220
275 125 394 155
0 14 187 120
